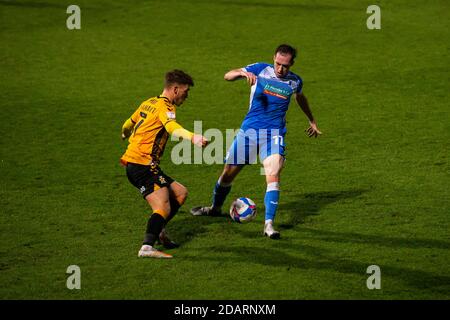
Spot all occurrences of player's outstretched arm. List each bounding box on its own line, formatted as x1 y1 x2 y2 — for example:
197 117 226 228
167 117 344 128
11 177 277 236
164 121 208 147
295 92 322 138
224 68 256 86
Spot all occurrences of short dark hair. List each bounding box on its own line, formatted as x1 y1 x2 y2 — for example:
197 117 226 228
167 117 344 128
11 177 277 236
275 44 297 64
165 69 194 87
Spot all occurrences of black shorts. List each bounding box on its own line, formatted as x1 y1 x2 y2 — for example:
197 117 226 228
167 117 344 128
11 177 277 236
125 162 174 198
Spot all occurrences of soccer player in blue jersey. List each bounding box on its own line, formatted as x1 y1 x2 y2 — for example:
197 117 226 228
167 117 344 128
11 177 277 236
191 44 321 239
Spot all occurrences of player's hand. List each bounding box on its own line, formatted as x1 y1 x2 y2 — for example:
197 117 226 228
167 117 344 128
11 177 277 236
192 134 209 147
240 71 257 86
305 121 322 138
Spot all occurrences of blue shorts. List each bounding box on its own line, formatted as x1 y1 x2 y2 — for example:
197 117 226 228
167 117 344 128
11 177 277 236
225 129 286 165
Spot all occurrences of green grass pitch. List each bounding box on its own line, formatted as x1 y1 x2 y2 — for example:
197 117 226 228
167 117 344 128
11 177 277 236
0 0 449 299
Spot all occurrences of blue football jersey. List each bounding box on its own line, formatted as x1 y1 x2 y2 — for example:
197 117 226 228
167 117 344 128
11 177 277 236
240 62 303 134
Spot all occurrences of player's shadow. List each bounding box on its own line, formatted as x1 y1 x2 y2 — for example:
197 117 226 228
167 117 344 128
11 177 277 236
188 245 450 295
169 189 367 245
278 189 367 229
294 227 450 250
168 212 230 245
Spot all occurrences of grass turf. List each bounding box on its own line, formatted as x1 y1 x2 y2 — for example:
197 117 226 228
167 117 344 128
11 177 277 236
0 0 449 299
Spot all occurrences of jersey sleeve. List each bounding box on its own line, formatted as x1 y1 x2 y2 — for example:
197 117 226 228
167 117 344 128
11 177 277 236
295 75 303 94
158 102 177 126
242 62 269 75
130 107 141 123
165 121 194 140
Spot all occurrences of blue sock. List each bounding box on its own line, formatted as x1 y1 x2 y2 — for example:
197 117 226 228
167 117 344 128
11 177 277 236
264 183 280 222
212 181 231 210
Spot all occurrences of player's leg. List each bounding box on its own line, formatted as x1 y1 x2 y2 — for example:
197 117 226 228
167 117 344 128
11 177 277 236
191 164 244 216
262 154 284 239
157 181 188 249
210 129 259 213
259 130 285 239
125 162 174 258
210 129 249 214
191 129 249 216
166 181 188 221
139 187 173 258
211 164 244 212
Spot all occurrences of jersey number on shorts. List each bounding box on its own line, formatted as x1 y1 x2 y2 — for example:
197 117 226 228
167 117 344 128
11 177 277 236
272 135 284 146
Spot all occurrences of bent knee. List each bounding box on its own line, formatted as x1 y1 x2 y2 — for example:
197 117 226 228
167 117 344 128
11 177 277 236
178 189 188 205
174 186 188 205
263 155 285 176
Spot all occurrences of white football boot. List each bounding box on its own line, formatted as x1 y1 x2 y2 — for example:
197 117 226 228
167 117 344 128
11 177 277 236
264 220 281 239
138 245 173 259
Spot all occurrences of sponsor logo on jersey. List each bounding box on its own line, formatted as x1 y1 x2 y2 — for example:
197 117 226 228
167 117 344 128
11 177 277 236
263 84 290 99
166 112 176 119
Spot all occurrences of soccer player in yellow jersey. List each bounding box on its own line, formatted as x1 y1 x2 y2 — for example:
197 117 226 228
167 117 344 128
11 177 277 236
121 70 208 258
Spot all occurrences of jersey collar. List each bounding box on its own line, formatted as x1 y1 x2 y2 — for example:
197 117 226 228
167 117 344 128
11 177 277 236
158 95 171 103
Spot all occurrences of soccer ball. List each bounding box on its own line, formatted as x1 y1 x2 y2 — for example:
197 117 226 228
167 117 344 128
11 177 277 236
229 197 257 223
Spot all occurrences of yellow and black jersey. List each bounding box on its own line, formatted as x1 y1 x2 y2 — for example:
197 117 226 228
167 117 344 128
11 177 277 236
121 96 178 165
